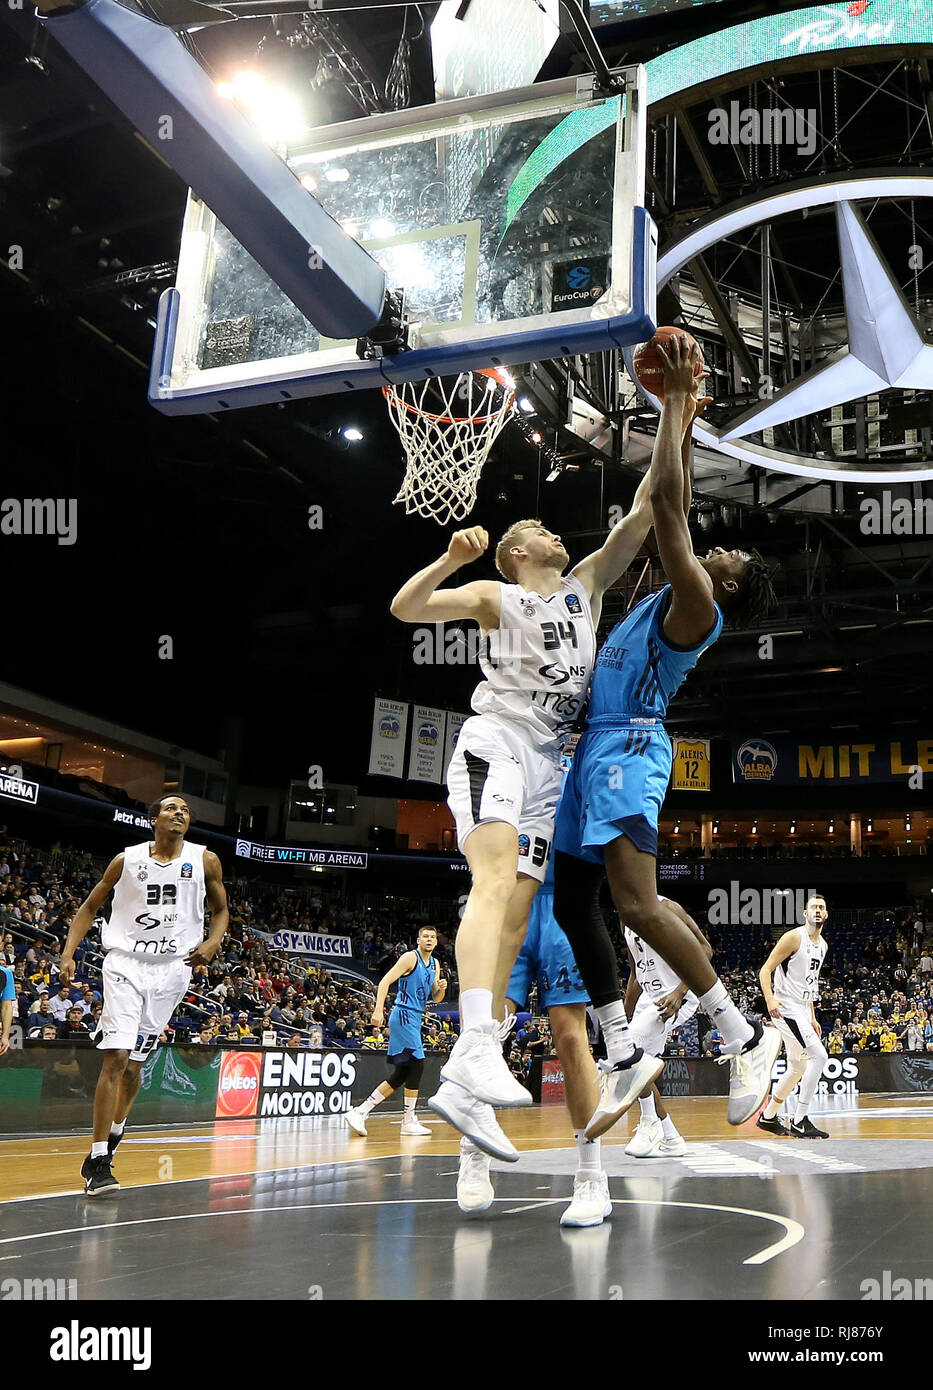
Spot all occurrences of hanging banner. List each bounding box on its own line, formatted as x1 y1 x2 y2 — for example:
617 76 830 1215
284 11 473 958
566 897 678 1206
671 736 711 792
368 698 410 779
443 711 468 776
255 929 352 957
732 734 933 786
407 705 448 784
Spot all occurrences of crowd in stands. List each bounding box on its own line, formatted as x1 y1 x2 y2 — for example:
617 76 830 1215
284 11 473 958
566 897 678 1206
2 830 932 1060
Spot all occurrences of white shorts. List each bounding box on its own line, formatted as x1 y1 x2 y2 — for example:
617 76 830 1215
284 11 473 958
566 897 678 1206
629 992 698 1057
773 1003 823 1067
447 713 563 883
96 952 192 1061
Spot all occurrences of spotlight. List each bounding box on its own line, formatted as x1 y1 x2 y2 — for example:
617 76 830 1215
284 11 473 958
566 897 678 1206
370 218 396 238
518 397 535 414
299 173 318 192
530 432 543 444
342 427 364 442
325 167 350 183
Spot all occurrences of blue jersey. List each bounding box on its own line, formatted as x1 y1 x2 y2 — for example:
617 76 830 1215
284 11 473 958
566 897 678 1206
588 585 723 725
0 965 14 1003
393 952 436 1030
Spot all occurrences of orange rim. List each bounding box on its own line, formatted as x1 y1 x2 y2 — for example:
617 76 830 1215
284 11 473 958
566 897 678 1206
383 368 515 426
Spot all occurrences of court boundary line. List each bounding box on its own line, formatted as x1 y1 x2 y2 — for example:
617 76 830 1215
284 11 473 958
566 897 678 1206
0 1195 804 1266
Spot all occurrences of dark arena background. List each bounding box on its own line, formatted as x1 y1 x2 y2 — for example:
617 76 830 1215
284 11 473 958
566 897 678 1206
1 0 932 1352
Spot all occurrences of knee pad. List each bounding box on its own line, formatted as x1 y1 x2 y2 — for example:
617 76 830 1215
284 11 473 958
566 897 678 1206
404 1057 424 1089
386 1064 409 1090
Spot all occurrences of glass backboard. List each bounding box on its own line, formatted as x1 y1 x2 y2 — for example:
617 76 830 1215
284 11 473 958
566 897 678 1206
150 71 654 414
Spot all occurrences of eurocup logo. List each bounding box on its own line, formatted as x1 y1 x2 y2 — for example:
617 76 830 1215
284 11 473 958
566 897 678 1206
380 716 400 739
736 739 778 781
518 834 530 857
567 264 591 290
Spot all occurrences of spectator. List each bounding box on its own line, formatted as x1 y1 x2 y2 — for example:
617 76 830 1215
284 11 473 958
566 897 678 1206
58 1006 90 1041
49 983 76 1023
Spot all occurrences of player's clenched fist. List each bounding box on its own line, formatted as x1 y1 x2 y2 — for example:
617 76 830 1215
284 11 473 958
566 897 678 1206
446 527 488 567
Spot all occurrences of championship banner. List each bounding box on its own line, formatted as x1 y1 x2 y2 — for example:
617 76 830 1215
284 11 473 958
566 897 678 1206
732 733 933 786
443 711 468 775
407 705 447 784
671 736 710 792
368 698 410 779
255 929 352 958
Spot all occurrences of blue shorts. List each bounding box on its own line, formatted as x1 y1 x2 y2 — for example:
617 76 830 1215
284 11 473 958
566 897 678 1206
506 889 589 1010
387 1005 424 1062
553 721 672 863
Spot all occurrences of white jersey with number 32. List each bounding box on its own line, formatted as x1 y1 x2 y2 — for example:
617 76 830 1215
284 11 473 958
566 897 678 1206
471 574 596 752
104 841 206 960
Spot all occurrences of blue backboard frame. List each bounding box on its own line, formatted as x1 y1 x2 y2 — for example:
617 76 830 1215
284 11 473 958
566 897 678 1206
150 70 656 415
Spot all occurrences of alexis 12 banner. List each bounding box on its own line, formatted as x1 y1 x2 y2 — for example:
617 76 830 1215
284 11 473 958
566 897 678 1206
732 734 932 786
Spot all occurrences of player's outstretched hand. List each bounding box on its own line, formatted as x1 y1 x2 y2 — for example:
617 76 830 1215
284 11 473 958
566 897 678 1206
657 334 701 399
446 527 488 568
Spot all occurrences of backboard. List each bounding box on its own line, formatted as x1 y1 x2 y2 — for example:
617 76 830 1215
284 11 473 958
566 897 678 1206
150 70 655 415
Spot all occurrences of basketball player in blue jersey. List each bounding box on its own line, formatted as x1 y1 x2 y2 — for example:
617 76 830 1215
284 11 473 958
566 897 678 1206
553 335 780 1138
346 927 447 1138
391 468 657 1160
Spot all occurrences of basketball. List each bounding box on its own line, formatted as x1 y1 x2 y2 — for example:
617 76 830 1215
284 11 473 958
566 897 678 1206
633 327 704 401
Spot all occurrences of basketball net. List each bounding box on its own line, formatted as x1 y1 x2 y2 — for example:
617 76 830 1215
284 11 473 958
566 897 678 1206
384 368 515 526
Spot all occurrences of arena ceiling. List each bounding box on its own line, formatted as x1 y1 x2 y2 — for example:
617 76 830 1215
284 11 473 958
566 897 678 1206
0 2 931 791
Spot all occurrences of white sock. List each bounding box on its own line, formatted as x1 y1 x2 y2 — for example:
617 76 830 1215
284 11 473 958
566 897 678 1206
698 982 753 1049
596 1001 635 1063
661 1114 679 1141
404 1095 416 1118
358 1089 385 1116
110 1119 125 1137
574 1129 602 1175
639 1092 658 1121
459 988 494 1032
91 1141 108 1158
763 1095 781 1120
793 1102 809 1124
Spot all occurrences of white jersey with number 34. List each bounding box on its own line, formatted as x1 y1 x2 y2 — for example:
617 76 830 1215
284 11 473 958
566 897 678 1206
471 574 596 752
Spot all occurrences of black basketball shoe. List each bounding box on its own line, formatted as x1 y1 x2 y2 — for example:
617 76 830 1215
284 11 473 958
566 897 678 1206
80 1154 120 1197
788 1115 829 1140
756 1113 789 1136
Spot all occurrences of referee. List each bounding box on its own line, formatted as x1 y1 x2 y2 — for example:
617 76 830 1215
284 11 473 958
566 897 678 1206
1 962 15 1056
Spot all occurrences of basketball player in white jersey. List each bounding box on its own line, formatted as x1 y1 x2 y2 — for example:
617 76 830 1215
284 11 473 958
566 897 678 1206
390 478 658 1157
757 894 830 1139
623 897 710 1157
60 795 229 1194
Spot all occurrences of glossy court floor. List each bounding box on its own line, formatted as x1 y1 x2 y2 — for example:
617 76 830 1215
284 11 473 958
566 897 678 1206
2 1094 931 1300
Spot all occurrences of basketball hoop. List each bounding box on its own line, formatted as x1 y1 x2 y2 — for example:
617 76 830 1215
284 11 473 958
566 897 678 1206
384 368 516 526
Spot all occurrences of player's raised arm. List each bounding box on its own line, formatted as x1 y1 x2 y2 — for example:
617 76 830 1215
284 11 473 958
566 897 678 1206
571 467 653 617
59 854 125 986
650 337 717 646
390 528 500 628
758 930 802 1020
